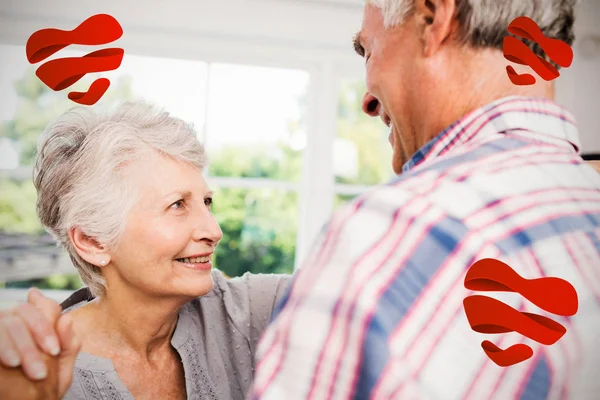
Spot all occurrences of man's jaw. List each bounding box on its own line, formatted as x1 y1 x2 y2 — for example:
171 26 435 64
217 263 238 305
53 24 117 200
379 109 405 173
381 111 393 145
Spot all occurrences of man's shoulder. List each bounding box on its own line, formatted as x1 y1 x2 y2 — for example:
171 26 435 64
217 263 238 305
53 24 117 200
373 135 586 222
355 168 474 223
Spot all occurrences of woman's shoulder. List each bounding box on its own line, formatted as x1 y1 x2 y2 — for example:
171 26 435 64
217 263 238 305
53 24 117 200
211 268 294 290
191 269 295 346
182 269 294 325
207 268 294 306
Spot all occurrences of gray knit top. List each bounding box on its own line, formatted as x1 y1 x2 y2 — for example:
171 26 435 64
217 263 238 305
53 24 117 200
60 269 293 400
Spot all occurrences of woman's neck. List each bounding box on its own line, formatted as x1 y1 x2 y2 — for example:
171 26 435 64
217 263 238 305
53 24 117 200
74 286 190 363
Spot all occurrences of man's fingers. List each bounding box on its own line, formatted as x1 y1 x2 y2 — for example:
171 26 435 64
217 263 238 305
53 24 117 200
56 314 80 397
0 353 60 400
4 316 48 381
0 322 21 367
13 303 60 357
27 288 62 322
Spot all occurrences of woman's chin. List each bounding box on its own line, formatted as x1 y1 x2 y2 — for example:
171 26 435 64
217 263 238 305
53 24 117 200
145 261 216 299
173 274 215 298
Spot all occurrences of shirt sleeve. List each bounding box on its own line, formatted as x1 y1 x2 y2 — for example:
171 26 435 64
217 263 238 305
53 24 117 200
222 270 295 354
247 192 480 400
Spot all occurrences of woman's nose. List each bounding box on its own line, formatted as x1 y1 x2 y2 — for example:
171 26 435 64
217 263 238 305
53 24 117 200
194 212 223 245
362 92 380 117
206 217 223 244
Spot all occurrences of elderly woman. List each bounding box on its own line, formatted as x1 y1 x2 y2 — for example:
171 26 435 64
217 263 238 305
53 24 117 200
0 100 292 399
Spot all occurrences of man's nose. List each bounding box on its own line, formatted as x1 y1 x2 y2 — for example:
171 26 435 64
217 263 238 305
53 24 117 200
362 92 380 117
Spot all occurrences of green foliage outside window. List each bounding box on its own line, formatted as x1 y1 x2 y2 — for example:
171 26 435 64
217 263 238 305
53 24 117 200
0 68 393 291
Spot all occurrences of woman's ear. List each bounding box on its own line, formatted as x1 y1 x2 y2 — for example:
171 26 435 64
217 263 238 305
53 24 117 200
68 226 110 267
416 0 457 57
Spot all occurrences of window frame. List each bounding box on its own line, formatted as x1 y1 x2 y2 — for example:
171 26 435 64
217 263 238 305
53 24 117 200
0 34 370 273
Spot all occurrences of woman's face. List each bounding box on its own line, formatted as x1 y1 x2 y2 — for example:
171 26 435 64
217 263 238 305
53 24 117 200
105 152 223 299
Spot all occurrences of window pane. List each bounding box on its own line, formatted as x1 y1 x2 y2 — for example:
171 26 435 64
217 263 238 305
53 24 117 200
0 44 208 168
0 178 82 290
335 79 395 185
0 44 207 291
211 186 297 277
205 63 309 182
115 53 208 131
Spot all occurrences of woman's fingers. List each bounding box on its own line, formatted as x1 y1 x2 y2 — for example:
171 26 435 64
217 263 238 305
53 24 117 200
0 290 61 369
27 288 62 324
56 313 80 397
0 288 68 392
13 303 60 357
4 315 48 381
56 314 79 356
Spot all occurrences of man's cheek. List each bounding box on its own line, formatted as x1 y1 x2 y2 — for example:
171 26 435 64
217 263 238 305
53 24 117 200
365 63 379 94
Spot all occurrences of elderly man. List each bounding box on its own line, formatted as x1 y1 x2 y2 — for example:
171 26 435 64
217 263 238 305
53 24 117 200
1 0 599 399
247 0 600 399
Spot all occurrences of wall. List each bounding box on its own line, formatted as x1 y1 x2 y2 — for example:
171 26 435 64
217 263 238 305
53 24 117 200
0 0 598 151
0 0 363 70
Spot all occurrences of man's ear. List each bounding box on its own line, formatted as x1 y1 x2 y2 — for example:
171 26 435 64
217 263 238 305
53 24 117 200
416 0 457 57
68 226 110 267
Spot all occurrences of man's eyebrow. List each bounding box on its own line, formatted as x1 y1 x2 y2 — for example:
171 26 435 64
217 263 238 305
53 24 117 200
353 31 365 57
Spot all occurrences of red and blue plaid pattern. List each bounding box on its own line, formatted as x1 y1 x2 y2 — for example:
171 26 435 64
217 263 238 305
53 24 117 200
250 96 600 400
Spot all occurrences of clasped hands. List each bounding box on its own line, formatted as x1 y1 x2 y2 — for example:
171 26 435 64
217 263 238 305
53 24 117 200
0 289 80 400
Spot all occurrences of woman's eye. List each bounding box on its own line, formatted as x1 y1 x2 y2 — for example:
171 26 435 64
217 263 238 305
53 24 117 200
204 197 213 207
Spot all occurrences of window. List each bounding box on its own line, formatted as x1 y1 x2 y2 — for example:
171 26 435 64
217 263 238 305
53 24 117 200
0 43 209 292
205 63 308 182
211 187 298 277
0 44 307 297
204 63 309 277
0 41 392 301
333 78 395 207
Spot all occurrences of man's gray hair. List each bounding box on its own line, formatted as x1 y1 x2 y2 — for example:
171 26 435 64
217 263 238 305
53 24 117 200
366 0 577 69
33 101 207 297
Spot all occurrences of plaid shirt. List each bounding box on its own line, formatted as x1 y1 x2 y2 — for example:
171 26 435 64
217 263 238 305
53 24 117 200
249 96 600 400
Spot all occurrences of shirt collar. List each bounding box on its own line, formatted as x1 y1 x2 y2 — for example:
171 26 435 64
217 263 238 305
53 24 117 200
402 96 580 173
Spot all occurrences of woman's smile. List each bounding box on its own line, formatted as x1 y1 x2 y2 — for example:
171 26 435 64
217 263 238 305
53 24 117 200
174 253 213 271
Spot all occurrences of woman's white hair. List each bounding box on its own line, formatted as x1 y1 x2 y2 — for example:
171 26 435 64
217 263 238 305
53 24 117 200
33 101 207 297
366 0 577 69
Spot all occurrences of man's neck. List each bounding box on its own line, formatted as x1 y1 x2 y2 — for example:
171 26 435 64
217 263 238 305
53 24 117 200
418 47 556 149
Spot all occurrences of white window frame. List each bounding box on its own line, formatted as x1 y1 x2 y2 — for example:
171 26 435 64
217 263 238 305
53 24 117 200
0 28 368 273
